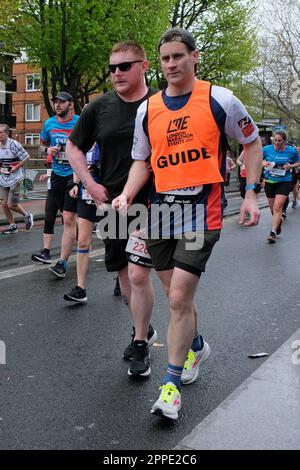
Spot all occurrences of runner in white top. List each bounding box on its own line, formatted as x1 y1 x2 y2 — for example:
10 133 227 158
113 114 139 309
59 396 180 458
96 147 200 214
0 124 33 233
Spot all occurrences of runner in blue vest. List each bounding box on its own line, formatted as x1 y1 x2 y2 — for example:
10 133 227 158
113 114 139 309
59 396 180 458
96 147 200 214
263 131 300 243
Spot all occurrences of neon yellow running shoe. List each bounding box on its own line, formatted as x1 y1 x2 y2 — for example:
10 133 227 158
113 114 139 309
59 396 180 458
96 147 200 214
181 342 211 385
151 382 181 420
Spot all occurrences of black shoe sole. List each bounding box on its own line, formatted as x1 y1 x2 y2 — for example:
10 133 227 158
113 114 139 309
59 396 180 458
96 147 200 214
128 366 151 377
31 255 52 264
63 294 87 303
48 267 66 278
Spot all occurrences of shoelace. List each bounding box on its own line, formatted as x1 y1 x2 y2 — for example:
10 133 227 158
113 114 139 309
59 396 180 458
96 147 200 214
183 350 196 370
159 384 179 404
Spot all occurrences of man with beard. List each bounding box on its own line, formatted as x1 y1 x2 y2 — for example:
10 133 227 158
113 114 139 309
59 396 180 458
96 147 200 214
31 92 79 278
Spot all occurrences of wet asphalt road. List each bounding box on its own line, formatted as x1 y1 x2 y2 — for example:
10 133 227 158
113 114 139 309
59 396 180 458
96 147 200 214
0 206 300 450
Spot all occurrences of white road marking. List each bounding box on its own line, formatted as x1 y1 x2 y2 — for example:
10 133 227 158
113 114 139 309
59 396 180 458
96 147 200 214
0 248 105 280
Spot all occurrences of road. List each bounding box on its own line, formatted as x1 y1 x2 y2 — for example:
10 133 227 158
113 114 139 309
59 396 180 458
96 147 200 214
0 205 300 450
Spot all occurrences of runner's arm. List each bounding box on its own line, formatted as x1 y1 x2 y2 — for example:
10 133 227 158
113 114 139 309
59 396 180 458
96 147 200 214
112 160 151 212
66 140 108 206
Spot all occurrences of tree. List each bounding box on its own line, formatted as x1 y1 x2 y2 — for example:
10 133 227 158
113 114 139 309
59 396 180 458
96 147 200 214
0 0 172 115
151 0 258 89
0 0 258 117
249 0 300 136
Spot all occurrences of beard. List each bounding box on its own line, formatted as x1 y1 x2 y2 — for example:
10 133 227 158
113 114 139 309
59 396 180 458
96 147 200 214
56 108 69 118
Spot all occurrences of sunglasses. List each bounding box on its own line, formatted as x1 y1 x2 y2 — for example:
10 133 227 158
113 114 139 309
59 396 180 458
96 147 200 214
108 60 143 73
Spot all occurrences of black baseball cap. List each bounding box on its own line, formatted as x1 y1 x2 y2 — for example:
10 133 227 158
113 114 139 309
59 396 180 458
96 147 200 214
53 91 74 102
158 27 196 51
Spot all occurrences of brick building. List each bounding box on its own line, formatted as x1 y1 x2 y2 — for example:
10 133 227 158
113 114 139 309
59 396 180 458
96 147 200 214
12 62 48 145
0 52 17 131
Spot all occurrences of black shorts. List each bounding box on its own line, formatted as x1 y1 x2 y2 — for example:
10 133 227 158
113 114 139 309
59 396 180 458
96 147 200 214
48 172 77 213
98 211 147 272
77 199 98 223
264 181 292 198
146 229 221 278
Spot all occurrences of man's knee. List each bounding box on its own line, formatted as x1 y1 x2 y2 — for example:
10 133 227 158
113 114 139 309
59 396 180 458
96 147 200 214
169 287 190 313
273 204 284 214
128 264 151 287
62 211 76 229
77 237 90 251
1 200 9 209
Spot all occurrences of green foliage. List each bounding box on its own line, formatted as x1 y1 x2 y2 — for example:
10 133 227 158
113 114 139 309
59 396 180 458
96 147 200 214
167 0 259 86
0 0 172 113
0 0 258 113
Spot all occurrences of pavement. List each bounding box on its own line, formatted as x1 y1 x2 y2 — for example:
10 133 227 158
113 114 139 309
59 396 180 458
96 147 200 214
175 328 300 450
2 182 299 450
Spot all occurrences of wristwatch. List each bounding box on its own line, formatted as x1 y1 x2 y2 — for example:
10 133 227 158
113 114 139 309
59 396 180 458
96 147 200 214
245 183 261 193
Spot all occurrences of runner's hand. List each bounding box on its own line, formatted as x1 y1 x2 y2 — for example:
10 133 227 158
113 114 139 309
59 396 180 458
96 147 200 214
47 146 60 157
39 173 49 182
69 185 78 198
239 192 260 227
87 182 108 207
112 193 129 215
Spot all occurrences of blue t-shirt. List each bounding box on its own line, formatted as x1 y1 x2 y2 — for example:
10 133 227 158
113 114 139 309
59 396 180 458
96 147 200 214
263 144 299 182
41 114 79 177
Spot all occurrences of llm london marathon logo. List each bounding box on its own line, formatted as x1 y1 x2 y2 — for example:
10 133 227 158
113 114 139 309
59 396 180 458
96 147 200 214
0 340 6 365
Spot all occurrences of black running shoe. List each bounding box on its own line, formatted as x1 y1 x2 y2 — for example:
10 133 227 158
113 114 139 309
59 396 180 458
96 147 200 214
128 341 151 376
282 211 287 220
3 224 18 234
24 213 34 230
114 277 121 296
48 260 66 278
31 249 51 264
64 285 87 303
123 324 157 360
267 231 276 243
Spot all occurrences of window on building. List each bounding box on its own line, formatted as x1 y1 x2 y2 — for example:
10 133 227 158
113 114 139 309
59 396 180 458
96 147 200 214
26 73 41 92
25 134 40 145
25 104 40 121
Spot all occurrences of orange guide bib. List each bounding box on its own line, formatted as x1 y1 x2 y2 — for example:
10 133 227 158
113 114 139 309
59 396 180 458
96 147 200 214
148 80 224 192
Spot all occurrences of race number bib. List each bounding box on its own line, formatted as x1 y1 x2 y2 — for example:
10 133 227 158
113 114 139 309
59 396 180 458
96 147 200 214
0 165 11 175
269 168 286 177
81 188 94 204
56 152 69 164
126 235 153 268
160 185 203 196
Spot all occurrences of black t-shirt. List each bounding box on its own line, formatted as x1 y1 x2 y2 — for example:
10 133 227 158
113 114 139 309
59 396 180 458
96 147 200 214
69 88 156 202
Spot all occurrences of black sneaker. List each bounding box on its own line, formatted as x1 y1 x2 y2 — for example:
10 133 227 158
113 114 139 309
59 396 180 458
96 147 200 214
3 224 18 234
64 285 87 303
128 341 151 376
114 277 121 296
48 260 66 278
282 211 287 220
24 213 34 230
267 231 276 243
123 324 158 360
31 249 52 264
